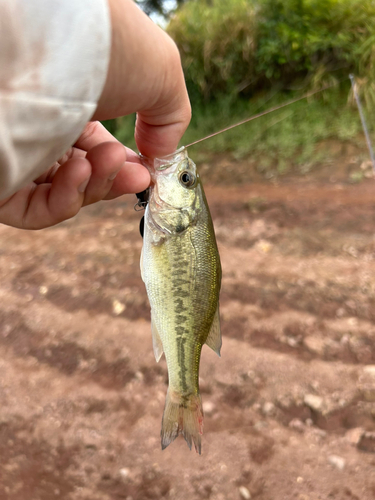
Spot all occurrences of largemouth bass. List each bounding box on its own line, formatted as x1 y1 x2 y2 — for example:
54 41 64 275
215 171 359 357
140 147 221 454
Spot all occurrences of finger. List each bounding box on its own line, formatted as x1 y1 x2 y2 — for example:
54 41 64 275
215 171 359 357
131 38 191 158
33 163 61 184
23 158 91 229
104 161 150 200
134 76 191 158
33 147 87 185
57 146 87 164
75 121 141 163
0 185 37 227
83 141 127 206
75 121 117 150
135 114 190 159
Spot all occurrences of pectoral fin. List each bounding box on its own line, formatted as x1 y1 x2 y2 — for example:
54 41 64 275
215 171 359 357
151 315 164 362
205 306 221 356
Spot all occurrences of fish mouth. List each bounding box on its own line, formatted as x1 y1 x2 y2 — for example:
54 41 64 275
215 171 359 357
139 147 194 236
139 147 187 174
154 147 187 172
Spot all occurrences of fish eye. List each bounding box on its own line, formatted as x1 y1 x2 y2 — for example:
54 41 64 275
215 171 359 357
179 170 196 188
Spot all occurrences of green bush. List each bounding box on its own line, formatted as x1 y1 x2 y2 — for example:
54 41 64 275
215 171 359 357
168 0 375 101
167 0 256 102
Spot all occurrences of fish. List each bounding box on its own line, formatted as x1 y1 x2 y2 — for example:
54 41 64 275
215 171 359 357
140 147 222 454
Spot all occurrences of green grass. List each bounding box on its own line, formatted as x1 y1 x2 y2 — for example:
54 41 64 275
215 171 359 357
102 86 374 175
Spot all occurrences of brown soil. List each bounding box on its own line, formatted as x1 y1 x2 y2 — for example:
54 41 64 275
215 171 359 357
1 156 375 500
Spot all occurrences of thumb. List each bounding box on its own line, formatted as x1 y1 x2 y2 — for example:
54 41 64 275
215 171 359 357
134 42 191 159
135 106 191 159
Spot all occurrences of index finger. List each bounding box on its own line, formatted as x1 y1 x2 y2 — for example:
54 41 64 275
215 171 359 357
75 121 141 163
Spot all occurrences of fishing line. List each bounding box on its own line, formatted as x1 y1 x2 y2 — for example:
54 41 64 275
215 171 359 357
134 75 371 221
185 78 348 148
349 74 375 175
249 110 294 141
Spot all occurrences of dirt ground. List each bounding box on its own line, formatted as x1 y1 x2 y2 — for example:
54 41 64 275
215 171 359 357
1 151 375 500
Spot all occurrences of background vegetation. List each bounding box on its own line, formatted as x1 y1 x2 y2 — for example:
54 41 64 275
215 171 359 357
104 0 375 175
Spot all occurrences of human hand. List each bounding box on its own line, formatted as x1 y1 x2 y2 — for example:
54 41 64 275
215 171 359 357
0 122 150 229
93 0 191 159
0 0 190 230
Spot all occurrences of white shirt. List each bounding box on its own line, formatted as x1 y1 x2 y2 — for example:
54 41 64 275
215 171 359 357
0 0 111 199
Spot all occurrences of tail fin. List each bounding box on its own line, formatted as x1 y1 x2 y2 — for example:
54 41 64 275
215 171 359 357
161 391 203 454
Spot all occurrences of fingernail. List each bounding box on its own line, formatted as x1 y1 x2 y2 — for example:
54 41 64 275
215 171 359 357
78 176 90 193
108 170 121 181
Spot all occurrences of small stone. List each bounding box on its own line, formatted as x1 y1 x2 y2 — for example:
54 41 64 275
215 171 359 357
255 239 272 253
304 394 323 412
345 428 364 446
262 402 275 416
239 486 251 500
328 455 346 470
212 495 225 500
112 299 126 315
358 431 375 453
336 308 345 317
363 365 375 377
311 428 327 439
296 477 304 483
348 317 357 326
360 160 373 171
289 419 305 433
203 401 215 416
303 335 326 356
360 386 375 402
253 420 268 430
119 468 130 479
39 285 48 295
286 337 298 347
340 334 350 345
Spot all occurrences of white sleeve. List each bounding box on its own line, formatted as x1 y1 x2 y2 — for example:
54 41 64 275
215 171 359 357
0 0 111 199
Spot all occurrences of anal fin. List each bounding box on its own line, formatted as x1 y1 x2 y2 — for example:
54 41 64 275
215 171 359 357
205 306 221 356
151 315 164 362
